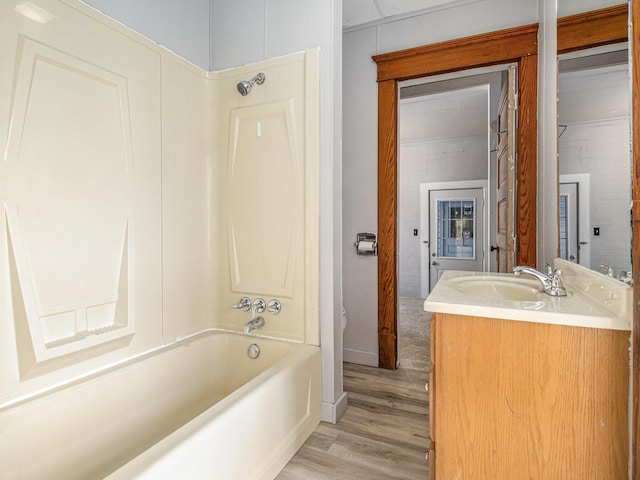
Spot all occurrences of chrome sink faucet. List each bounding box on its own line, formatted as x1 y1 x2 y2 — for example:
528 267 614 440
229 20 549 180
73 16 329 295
513 265 567 296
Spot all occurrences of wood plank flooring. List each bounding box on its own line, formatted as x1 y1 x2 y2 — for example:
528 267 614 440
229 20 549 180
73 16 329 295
276 363 430 480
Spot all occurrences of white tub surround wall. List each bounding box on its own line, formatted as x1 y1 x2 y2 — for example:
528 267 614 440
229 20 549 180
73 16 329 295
209 52 320 345
0 0 323 462
207 0 346 424
161 55 213 340
0 0 165 391
86 0 345 424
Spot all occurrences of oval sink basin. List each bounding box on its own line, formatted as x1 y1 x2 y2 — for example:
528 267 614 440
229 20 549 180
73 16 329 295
448 276 544 302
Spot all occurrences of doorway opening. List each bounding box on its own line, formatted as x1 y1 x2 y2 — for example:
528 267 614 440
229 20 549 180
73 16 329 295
559 174 591 269
396 69 507 370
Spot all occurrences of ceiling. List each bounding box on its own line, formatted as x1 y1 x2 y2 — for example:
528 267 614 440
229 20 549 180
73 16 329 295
343 0 460 28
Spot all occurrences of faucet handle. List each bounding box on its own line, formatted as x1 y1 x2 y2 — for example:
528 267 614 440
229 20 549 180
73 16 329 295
545 263 553 276
267 299 281 315
252 298 266 313
551 269 567 295
231 297 251 311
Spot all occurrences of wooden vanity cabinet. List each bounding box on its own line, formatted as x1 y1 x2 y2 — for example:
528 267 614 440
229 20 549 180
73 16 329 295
429 312 629 479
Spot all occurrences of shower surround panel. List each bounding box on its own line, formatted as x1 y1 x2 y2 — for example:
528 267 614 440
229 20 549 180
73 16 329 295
0 2 321 474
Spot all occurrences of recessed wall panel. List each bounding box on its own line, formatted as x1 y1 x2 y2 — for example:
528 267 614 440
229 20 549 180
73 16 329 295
227 100 301 297
4 36 135 362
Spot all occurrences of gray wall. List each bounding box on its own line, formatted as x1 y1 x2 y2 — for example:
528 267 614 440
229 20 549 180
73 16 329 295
210 0 332 70
82 0 210 68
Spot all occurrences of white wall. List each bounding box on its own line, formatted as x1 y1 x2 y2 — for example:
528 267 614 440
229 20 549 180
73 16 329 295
82 0 210 68
559 65 631 275
342 0 538 366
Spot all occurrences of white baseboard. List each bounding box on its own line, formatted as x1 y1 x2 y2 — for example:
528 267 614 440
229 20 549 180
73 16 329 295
321 391 348 424
343 348 378 367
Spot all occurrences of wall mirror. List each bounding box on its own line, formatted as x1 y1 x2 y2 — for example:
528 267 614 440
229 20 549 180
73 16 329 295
557 3 632 283
557 7 631 282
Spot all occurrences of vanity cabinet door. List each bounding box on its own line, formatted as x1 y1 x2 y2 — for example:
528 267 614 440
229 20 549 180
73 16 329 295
432 313 629 479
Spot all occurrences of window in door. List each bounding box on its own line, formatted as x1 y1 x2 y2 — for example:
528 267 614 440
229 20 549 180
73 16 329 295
437 199 476 259
559 193 568 259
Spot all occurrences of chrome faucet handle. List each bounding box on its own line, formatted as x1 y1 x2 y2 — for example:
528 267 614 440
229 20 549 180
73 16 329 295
552 269 564 286
252 298 266 316
231 297 251 311
600 264 614 277
544 263 553 276
267 299 281 315
551 269 567 296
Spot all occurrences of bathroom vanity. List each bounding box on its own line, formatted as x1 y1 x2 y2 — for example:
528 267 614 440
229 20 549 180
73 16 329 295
424 260 631 479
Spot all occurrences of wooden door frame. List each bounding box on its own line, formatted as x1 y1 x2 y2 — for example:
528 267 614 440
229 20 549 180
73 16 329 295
373 25 538 369
373 5 629 371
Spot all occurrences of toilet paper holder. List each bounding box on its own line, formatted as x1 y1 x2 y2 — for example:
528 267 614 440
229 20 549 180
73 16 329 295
355 232 378 256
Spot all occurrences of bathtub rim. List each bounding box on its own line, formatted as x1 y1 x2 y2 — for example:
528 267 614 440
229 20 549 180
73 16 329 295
0 328 307 412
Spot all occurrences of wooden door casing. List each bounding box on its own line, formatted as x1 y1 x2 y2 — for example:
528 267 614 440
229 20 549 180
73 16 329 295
373 25 538 369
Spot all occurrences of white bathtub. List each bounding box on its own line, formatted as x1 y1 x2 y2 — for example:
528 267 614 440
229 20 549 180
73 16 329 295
1 331 321 479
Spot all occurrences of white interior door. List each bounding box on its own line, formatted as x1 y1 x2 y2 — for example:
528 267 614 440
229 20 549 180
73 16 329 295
559 182 579 263
559 174 590 268
429 188 484 290
495 65 517 272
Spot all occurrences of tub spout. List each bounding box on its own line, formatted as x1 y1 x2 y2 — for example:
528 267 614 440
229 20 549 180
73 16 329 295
244 316 265 334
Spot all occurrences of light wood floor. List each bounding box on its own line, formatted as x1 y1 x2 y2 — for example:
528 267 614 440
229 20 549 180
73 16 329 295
276 363 430 479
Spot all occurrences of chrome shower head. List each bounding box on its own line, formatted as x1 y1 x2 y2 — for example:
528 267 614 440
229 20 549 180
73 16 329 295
237 72 265 96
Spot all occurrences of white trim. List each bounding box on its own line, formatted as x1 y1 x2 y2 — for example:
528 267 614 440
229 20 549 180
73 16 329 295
343 347 378 367
321 391 348 424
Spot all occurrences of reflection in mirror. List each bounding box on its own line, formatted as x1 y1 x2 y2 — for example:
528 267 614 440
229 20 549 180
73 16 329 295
558 45 632 283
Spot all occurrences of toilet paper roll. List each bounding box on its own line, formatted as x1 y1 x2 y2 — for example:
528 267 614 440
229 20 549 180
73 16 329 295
357 241 376 253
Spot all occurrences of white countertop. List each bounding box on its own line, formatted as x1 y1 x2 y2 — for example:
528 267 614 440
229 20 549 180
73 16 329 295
424 263 631 331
